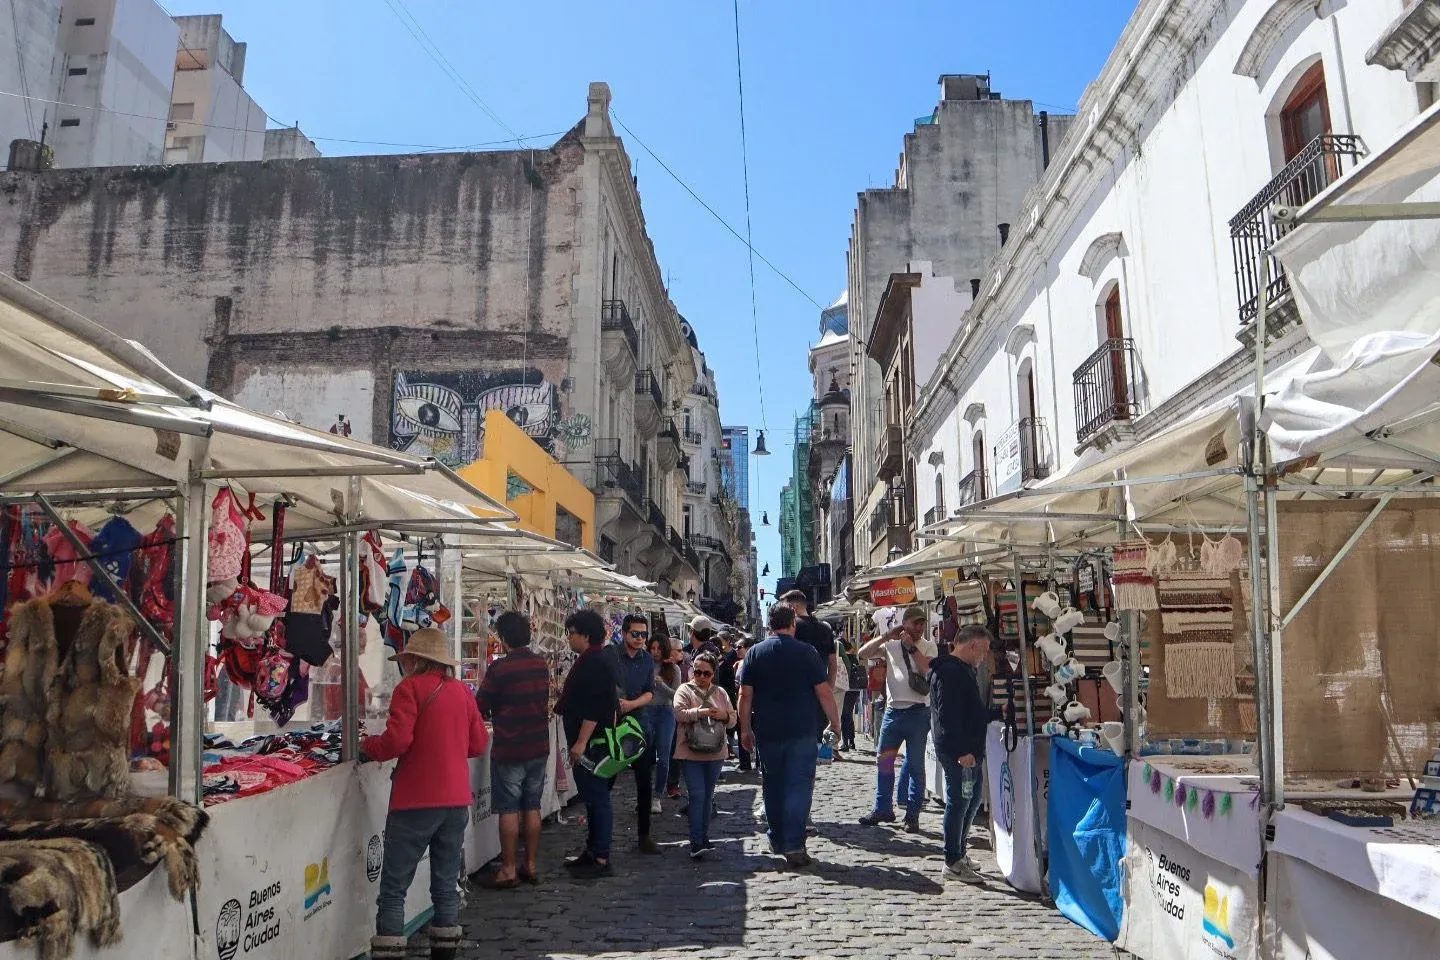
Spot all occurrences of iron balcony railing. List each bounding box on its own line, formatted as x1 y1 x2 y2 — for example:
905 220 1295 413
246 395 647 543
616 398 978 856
635 369 664 410
923 505 946 528
874 423 904 478
686 480 708 495
1073 337 1140 444
601 299 638 356
669 528 700 570
682 428 703 446
689 533 729 561
1229 134 1364 326
1018 417 1050 484
594 439 642 504
643 498 666 534
957 469 982 506
868 498 893 541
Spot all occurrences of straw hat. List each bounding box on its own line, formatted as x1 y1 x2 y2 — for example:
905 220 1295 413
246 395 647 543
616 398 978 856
388 627 458 668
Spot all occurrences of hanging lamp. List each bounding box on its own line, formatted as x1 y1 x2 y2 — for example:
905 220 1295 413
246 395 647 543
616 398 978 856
754 430 770 455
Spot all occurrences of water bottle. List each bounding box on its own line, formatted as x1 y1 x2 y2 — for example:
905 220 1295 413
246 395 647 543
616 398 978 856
822 730 838 747
960 766 976 801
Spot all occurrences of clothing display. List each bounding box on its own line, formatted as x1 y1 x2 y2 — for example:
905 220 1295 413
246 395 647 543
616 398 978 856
0 836 120 960
40 522 95 591
201 725 343 805
0 594 139 800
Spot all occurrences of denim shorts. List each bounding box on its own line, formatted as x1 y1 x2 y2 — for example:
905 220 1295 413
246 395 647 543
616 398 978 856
491 756 547 813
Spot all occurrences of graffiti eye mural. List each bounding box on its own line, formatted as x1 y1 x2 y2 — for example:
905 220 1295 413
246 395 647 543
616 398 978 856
392 375 464 437
390 370 564 467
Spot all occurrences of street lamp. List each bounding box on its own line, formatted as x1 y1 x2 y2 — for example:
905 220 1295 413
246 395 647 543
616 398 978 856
686 588 697 603
754 430 770 455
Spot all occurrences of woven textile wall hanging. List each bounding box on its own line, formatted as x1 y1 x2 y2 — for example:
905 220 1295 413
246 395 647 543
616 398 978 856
1111 540 1158 611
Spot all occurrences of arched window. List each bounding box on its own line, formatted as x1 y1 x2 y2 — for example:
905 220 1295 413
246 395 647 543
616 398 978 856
1280 61 1330 163
1104 285 1131 421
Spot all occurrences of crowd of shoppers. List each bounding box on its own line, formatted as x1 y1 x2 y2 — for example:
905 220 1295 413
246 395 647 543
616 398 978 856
361 597 997 954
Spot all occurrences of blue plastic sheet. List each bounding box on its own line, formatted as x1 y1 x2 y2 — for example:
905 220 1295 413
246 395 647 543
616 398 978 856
1047 736 1127 941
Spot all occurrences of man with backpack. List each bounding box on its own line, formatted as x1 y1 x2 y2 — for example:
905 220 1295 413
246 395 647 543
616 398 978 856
556 609 621 880
606 614 662 856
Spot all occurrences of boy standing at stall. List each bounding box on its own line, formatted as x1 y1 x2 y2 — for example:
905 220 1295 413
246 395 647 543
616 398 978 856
363 628 488 960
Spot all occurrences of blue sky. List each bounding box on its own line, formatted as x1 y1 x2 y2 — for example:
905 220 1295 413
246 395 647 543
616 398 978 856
169 0 1136 601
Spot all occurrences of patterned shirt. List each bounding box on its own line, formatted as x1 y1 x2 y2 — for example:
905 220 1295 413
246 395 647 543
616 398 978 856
476 648 552 764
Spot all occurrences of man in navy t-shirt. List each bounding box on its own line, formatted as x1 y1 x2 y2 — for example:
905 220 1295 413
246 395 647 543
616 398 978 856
738 604 841 867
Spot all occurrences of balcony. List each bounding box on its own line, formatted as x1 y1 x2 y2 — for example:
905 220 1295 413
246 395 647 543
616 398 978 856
594 439 642 505
682 427 703 446
993 418 1051 494
867 499 893 542
601 299 638 366
643 497 667 535
1229 134 1364 337
957 468 983 507
634 368 663 433
689 533 730 561
1073 337 1140 446
670 529 700 572
873 423 904 479
658 419 682 471
686 480 708 496
922 504 947 529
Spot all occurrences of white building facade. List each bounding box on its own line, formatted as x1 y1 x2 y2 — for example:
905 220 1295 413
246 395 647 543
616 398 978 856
908 0 1435 535
164 14 265 164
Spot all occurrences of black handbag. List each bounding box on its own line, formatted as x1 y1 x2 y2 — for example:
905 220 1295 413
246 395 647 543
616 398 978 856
901 644 930 696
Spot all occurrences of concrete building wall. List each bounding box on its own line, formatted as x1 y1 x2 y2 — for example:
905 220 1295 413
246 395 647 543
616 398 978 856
165 13 265 164
263 126 320 160
846 84 1061 571
45 0 176 168
0 0 63 150
908 0 1422 531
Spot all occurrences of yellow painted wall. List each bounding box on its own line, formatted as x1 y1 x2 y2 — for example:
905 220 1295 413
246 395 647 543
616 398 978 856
457 410 596 551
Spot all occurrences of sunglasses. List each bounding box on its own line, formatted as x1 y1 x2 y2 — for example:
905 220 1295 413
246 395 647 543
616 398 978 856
693 669 714 677
629 631 649 639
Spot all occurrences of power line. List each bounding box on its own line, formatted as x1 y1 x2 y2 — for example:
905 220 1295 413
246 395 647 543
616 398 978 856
377 0 520 141
609 113 825 314
732 0 766 433
0 89 557 151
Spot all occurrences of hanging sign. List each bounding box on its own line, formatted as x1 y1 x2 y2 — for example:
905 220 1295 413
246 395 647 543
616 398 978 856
940 569 961 597
994 423 1024 495
871 577 917 606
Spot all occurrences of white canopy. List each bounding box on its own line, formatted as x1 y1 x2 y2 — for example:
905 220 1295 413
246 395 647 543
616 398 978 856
0 273 513 536
1268 102 1440 462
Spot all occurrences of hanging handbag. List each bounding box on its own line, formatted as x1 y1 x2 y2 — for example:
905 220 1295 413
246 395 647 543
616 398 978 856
684 685 728 753
901 644 930 696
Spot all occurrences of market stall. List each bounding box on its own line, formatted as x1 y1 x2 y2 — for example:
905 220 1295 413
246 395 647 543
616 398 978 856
0 274 529 960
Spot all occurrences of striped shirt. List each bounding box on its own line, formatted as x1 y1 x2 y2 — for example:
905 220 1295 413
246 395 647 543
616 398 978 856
476 648 552 764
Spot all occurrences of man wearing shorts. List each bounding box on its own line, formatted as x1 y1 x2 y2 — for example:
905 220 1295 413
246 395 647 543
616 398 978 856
476 611 552 887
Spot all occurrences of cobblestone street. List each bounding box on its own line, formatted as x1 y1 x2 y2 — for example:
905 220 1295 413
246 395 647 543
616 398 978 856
451 743 1115 960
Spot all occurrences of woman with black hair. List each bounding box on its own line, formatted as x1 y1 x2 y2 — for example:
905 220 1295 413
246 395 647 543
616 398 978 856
648 632 680 815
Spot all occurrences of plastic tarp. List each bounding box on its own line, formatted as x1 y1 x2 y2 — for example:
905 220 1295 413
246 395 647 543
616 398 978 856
1047 737 1127 942
1267 103 1440 463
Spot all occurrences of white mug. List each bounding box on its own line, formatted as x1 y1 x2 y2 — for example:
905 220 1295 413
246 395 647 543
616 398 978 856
1104 620 1121 642
1035 634 1068 665
1053 657 1085 683
1102 660 1124 695
1033 591 1063 619
1101 721 1126 757
1044 682 1069 703
1041 717 1068 737
1063 700 1092 724
1053 607 1086 635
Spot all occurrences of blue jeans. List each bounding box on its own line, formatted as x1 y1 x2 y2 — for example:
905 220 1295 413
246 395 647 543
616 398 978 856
683 759 723 845
756 736 817 854
874 705 930 819
491 756 547 814
376 806 467 937
572 765 614 861
651 708 677 796
938 755 985 864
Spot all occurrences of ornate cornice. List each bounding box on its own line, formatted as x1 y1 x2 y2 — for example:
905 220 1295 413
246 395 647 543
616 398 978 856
1368 0 1440 82
1077 231 1127 282
1233 0 1338 80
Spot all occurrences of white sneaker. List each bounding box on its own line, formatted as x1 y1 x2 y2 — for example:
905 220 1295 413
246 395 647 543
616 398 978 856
964 855 981 872
651 798 662 815
945 861 986 884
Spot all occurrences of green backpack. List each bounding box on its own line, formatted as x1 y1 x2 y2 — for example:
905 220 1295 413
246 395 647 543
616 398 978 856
578 714 649 779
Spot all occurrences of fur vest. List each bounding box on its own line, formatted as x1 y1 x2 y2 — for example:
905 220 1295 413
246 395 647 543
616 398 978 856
0 598 139 800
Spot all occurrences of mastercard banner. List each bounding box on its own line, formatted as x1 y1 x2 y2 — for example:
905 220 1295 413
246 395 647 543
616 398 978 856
870 576 917 606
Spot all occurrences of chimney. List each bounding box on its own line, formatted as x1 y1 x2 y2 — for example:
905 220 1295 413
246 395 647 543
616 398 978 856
585 82 613 138
970 279 981 300
7 139 51 172
998 223 1010 246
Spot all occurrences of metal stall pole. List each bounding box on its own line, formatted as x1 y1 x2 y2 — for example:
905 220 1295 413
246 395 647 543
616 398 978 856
1246 255 1278 812
172 475 211 803
1262 489 1285 811
1013 554 1048 899
341 531 361 762
1115 469 1140 759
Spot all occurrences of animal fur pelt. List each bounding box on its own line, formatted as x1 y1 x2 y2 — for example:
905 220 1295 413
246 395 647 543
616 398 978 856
0 838 121 960
0 598 138 800
0 798 207 900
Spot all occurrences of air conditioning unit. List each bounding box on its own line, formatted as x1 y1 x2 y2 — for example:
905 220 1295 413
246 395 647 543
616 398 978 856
166 121 177 130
